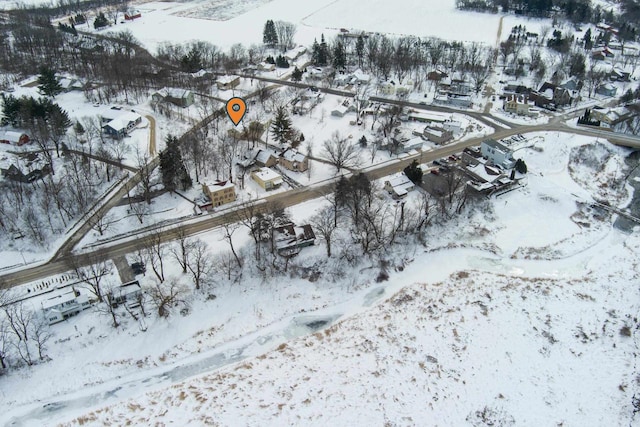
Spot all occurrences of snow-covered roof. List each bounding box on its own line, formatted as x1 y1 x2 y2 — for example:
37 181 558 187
284 46 307 60
351 68 370 83
217 75 240 84
281 149 306 163
253 167 282 183
155 87 192 99
0 131 27 143
255 149 277 164
41 289 85 311
104 111 141 132
204 180 235 194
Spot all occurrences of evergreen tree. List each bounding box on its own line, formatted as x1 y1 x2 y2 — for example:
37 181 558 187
263 20 278 47
332 40 346 70
94 12 109 29
403 160 423 184
356 35 365 68
311 38 321 65
270 106 292 144
275 55 290 68
159 135 191 192
515 159 528 174
291 66 303 82
583 28 593 50
318 34 329 66
37 67 62 97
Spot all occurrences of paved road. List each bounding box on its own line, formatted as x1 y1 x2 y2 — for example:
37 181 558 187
1 72 637 288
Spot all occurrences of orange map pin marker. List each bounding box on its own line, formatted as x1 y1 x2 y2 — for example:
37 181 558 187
226 97 246 126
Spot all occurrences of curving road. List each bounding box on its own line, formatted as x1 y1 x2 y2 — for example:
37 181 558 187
0 71 638 288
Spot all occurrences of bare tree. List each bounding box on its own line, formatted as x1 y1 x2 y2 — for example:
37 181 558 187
187 239 214 290
74 257 112 302
311 206 337 257
169 228 193 274
30 317 51 361
221 223 243 268
89 212 116 236
143 231 166 283
102 293 120 328
275 21 297 51
322 131 360 173
148 278 188 318
130 201 150 224
4 303 35 366
0 317 11 369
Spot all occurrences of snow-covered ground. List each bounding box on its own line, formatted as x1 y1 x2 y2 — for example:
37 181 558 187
2 132 638 426
71 0 507 53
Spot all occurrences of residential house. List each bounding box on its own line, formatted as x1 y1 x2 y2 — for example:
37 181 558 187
427 70 448 82
560 79 580 92
384 172 415 199
591 46 615 61
530 82 574 109
0 130 30 146
216 75 241 91
481 139 516 169
351 69 371 85
596 83 618 97
124 9 141 20
0 152 51 182
385 135 423 155
590 106 633 125
152 87 194 107
42 288 91 325
434 93 473 108
279 148 308 172
102 110 142 138
503 94 538 117
610 67 631 82
423 126 454 144
306 67 332 81
502 84 531 98
443 119 462 134
408 111 447 124
331 99 355 117
251 167 283 190
108 281 142 308
272 223 316 256
254 149 278 168
284 46 307 62
292 89 323 114
202 180 236 207
258 62 276 72
379 81 396 96
59 78 83 92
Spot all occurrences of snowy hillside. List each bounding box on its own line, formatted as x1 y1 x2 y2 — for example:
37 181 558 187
8 132 633 427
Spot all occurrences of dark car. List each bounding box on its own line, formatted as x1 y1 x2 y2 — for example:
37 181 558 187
131 262 146 275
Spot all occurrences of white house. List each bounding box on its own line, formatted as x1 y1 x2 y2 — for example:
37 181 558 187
42 288 91 325
481 139 516 169
108 281 142 308
384 172 415 199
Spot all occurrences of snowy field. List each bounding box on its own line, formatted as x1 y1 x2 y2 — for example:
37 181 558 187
81 0 508 53
2 132 639 426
